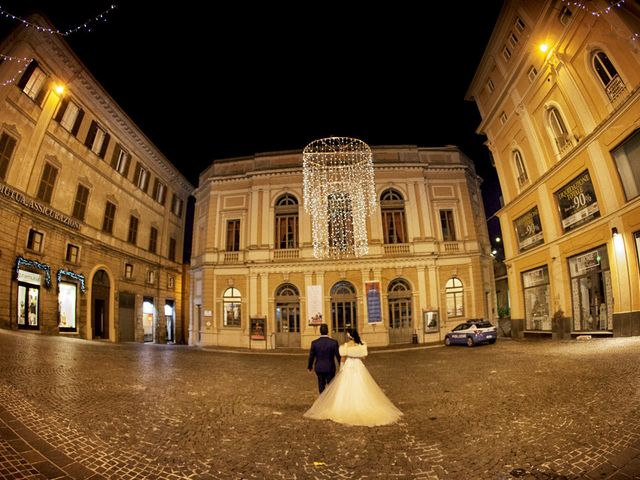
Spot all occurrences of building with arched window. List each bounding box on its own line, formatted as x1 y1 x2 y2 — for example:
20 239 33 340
467 0 640 337
190 146 495 349
0 16 193 342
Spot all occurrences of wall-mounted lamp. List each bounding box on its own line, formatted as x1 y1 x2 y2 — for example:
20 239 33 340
612 227 619 237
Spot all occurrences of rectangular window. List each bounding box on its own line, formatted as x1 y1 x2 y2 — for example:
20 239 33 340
559 6 572 25
127 216 139 244
612 129 640 201
171 194 183 217
21 64 47 104
382 210 406 244
111 144 130 177
124 263 133 279
134 162 149 192
149 226 158 253
500 111 508 124
168 237 176 262
509 32 519 48
27 229 43 252
85 121 110 158
147 270 155 285
36 163 58 203
486 78 495 94
502 46 512 61
59 100 80 132
66 244 79 263
168 275 175 289
152 179 166 205
0 132 17 180
102 201 116 234
440 210 456 241
226 220 240 252
72 184 89 221
527 66 538 82
515 16 526 32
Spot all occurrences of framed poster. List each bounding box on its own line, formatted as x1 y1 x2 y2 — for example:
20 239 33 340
250 316 266 340
424 311 438 332
514 206 544 252
365 281 382 324
554 170 600 232
306 285 323 325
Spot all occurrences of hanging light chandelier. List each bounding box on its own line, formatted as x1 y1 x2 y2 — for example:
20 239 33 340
302 137 377 259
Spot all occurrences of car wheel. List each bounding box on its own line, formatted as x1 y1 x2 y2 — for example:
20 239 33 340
445 337 451 346
466 336 475 347
488 339 496 344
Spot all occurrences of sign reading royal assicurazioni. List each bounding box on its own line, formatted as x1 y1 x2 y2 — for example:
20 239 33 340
554 170 600 232
0 183 80 230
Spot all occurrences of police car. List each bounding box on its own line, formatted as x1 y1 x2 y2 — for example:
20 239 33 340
444 320 497 347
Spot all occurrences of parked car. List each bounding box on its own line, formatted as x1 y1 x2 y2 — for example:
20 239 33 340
444 320 497 347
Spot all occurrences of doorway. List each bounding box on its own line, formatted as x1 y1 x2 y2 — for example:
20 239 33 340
91 269 110 340
331 281 357 344
275 283 300 348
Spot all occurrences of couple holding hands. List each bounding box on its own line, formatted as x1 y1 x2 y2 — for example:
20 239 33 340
304 324 402 427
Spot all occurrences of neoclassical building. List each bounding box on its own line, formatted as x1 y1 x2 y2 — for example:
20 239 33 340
0 16 193 342
467 0 640 336
189 146 495 349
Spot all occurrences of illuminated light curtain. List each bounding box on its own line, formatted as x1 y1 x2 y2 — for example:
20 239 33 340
303 137 376 258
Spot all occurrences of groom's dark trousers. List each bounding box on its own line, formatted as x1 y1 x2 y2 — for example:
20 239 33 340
308 336 341 393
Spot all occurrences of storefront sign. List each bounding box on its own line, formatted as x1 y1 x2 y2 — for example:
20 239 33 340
365 281 382 324
514 207 544 251
17 269 41 285
15 257 51 287
554 171 600 232
0 183 80 230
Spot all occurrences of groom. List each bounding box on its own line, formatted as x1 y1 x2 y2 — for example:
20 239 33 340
307 323 341 394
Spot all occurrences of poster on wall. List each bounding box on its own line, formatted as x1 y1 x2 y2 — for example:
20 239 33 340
365 281 382 324
306 285 323 325
514 206 544 252
554 170 600 232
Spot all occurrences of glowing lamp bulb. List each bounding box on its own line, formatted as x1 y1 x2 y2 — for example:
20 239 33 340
54 84 64 95
539 43 549 53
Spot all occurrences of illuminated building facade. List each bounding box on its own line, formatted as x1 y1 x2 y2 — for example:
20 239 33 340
0 16 193 342
467 0 640 336
190 146 495 349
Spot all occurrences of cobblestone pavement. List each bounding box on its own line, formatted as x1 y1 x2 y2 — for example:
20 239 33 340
1 330 640 479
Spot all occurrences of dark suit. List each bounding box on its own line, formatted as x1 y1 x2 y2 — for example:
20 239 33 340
308 335 341 393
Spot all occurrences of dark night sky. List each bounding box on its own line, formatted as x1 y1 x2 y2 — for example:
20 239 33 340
0 2 504 232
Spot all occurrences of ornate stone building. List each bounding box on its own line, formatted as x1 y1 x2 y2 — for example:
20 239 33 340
189 146 495 349
0 16 193 342
467 0 640 337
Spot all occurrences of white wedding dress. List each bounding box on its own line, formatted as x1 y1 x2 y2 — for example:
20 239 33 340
304 342 403 426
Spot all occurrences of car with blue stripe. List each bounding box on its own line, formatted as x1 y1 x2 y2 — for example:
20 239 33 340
444 320 497 347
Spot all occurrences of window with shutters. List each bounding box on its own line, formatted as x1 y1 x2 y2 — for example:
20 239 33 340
36 163 58 203
72 184 89 221
513 150 529 187
66 244 79 264
226 220 240 252
111 144 130 177
102 201 116 234
149 226 158 254
171 194 183 217
124 263 133 280
0 132 17 180
85 120 110 158
152 179 166 205
27 229 44 252
134 162 149 192
127 216 139 244
19 61 47 105
55 98 83 134
547 106 572 154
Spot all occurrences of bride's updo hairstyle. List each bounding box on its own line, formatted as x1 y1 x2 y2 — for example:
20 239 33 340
346 328 363 344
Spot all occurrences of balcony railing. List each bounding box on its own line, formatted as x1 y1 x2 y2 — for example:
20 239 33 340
606 75 627 103
273 248 299 260
383 244 410 255
224 252 239 263
443 241 460 253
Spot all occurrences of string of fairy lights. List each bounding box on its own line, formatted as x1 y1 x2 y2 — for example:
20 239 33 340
560 0 639 42
0 4 117 86
302 137 377 259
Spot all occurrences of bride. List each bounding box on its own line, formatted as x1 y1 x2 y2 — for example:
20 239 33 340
304 327 403 427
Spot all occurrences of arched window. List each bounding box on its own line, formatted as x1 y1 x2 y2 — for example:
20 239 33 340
547 106 571 153
445 277 464 318
592 50 625 102
223 287 241 327
380 189 407 244
513 149 528 187
275 193 298 249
